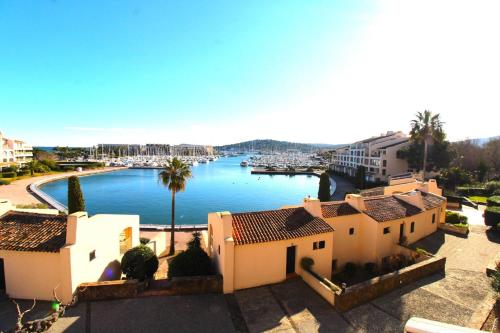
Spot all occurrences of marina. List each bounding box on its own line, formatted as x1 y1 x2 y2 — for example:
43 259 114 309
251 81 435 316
39 156 322 225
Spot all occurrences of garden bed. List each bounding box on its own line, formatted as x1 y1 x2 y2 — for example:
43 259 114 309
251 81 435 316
438 223 469 235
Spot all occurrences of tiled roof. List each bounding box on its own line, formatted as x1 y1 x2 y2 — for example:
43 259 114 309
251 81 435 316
420 191 446 209
376 139 409 149
232 208 333 245
0 211 67 252
321 202 360 218
363 196 422 222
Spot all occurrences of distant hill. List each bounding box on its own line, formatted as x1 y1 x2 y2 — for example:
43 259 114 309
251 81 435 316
452 135 499 146
215 139 344 153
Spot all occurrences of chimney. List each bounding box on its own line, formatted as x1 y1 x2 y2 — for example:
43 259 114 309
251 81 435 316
345 194 366 211
220 211 233 239
66 211 88 245
0 199 13 216
303 197 322 217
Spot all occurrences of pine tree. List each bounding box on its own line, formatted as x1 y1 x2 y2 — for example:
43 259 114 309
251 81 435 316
68 176 85 214
318 172 331 202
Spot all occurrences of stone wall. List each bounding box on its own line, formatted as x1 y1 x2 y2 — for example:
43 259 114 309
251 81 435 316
77 275 222 301
77 279 146 301
438 223 469 235
334 256 446 312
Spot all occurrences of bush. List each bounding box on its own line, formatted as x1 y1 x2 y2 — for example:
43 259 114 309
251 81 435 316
485 181 500 196
1 166 18 173
300 257 315 271
168 232 212 278
344 262 357 277
364 262 377 276
0 179 11 185
40 159 59 170
485 206 500 227
487 196 500 207
1 172 16 178
16 170 29 176
491 269 500 294
140 237 150 245
168 248 212 278
445 211 468 225
121 245 159 280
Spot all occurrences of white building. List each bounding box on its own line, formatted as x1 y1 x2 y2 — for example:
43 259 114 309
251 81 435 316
329 131 410 182
0 199 140 303
0 131 33 167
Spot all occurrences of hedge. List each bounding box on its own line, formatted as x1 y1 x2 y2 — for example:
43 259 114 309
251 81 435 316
445 211 468 225
0 179 11 185
485 206 500 227
1 172 16 178
487 196 500 207
456 187 488 197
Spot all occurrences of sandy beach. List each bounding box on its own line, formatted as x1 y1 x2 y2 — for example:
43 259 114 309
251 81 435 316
0 167 126 206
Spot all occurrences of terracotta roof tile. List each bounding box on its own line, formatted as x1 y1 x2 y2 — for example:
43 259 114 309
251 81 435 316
321 202 360 218
420 191 446 209
0 211 67 252
363 196 422 222
232 208 333 245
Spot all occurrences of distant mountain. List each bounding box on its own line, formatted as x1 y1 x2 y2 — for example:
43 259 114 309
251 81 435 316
452 135 499 146
215 139 344 153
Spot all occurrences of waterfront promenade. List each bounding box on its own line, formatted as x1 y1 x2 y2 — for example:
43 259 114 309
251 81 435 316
0 167 125 206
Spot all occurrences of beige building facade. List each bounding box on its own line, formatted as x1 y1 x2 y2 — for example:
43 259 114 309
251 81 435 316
0 130 33 167
0 200 139 303
208 178 446 293
329 131 409 182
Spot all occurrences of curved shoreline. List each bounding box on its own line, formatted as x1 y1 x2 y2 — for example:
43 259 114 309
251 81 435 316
0 167 126 208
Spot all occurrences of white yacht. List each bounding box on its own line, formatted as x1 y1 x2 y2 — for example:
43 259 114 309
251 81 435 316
240 160 249 167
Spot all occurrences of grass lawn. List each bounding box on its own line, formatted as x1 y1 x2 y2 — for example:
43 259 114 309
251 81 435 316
469 196 488 204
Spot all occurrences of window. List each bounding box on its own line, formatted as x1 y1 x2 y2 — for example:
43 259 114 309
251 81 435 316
410 222 415 233
218 245 220 255
432 214 436 224
89 250 96 261
382 169 386 176
313 241 325 250
349 227 355 235
383 227 390 234
383 160 387 167
332 259 338 272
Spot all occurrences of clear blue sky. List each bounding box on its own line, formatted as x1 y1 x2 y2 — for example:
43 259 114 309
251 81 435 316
1 1 499 146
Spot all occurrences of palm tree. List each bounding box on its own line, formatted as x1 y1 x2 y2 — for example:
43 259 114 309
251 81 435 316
159 158 192 255
410 110 444 179
26 160 40 176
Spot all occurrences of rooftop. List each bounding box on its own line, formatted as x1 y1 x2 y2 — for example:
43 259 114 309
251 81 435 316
419 191 446 210
232 207 333 245
376 139 409 149
320 202 360 218
0 211 67 252
363 196 422 222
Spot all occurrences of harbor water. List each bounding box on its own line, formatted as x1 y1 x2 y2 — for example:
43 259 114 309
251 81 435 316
40 156 321 225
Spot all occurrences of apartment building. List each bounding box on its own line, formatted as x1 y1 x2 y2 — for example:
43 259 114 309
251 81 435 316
207 177 445 293
0 131 33 167
329 131 409 182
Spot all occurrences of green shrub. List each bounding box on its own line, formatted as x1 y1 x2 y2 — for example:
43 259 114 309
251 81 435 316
40 159 59 170
487 196 500 207
485 181 500 196
140 237 150 245
456 186 488 197
68 176 85 214
491 269 500 294
0 179 11 185
364 262 377 276
300 257 315 271
485 206 500 227
445 211 468 225
168 248 212 278
121 245 159 280
1 166 18 173
344 262 357 277
1 172 16 178
16 170 29 176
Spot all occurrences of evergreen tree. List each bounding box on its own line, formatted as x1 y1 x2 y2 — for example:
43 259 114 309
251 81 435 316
68 176 85 214
355 166 366 189
318 173 331 202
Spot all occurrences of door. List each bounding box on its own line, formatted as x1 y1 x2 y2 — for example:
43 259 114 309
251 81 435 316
286 246 296 274
0 258 5 291
399 223 405 239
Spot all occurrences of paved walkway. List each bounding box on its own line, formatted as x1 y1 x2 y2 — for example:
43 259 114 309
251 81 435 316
0 167 124 205
330 174 355 201
3 227 498 332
